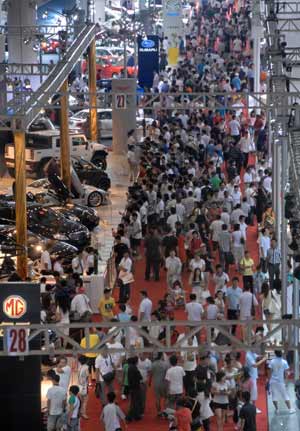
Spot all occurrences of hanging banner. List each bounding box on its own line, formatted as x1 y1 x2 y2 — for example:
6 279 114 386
163 0 183 65
137 35 159 89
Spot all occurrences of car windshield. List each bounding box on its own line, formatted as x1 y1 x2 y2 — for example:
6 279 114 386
28 179 49 188
72 111 89 120
31 208 61 223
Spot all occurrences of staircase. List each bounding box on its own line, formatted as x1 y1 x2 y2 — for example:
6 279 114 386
12 23 98 130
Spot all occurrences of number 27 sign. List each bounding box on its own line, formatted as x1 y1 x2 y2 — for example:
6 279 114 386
6 327 29 356
115 94 127 109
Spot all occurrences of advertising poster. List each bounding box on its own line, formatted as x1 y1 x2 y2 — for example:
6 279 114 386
137 35 159 89
163 0 183 65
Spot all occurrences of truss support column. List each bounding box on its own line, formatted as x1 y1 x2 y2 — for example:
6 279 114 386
88 39 98 142
60 80 71 190
294 278 299 380
281 135 288 315
274 139 282 244
14 131 27 280
253 36 261 95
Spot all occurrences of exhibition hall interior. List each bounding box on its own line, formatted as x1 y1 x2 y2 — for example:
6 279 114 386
1 0 300 430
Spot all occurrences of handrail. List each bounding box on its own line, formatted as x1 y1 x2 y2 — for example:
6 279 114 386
11 23 98 130
1 318 298 356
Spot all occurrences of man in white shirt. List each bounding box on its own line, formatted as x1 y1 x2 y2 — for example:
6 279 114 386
71 252 84 275
213 264 229 294
95 347 115 405
231 185 242 207
175 198 186 222
221 207 230 226
263 170 272 194
46 374 66 431
54 357 72 392
268 350 295 414
167 207 180 231
70 287 92 319
40 247 52 272
138 353 152 412
239 285 258 340
165 355 185 408
185 293 204 321
138 290 152 322
101 391 126 431
259 228 270 273
229 115 240 143
107 333 125 386
210 215 224 250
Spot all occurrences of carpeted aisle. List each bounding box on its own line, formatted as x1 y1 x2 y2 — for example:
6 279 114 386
82 221 268 431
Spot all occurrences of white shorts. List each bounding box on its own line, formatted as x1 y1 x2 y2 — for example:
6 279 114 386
270 381 290 402
250 379 258 401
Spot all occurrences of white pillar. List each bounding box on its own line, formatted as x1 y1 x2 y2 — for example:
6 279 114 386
253 35 261 94
112 79 136 155
7 0 37 64
94 0 105 24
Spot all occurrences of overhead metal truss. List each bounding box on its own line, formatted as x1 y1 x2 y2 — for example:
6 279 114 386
1 90 300 129
0 319 298 357
284 47 300 66
278 18 300 32
0 24 83 38
276 2 300 15
3 63 53 76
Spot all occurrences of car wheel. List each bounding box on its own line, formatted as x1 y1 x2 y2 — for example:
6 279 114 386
87 191 103 207
7 168 15 178
92 157 107 170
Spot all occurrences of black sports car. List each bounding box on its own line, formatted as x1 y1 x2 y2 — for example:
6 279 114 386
0 226 78 262
72 157 111 191
0 203 90 250
51 203 100 231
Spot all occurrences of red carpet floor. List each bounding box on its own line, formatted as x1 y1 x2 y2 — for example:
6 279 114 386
82 225 269 431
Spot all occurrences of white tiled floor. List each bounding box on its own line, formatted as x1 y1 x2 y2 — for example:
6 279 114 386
93 153 129 264
267 382 300 430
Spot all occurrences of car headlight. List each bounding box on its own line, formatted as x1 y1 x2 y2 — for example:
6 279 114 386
53 233 68 240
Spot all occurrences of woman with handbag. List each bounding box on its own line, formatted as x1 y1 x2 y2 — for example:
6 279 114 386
259 282 274 331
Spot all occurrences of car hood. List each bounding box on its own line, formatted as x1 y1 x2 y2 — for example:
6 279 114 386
82 184 108 196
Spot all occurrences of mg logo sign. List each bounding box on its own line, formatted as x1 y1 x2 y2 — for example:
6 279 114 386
3 295 27 319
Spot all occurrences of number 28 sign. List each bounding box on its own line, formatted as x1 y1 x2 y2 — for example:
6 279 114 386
6 327 29 356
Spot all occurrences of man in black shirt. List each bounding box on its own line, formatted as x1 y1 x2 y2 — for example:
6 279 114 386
239 391 256 431
113 235 128 269
162 227 178 258
126 356 143 421
144 228 161 281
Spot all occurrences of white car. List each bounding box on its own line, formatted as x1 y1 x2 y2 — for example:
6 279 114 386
27 170 109 208
69 108 153 138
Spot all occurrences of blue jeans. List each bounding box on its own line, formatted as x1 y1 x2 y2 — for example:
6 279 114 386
67 417 79 431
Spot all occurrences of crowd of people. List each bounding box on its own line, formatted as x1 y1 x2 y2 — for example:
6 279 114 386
39 0 298 431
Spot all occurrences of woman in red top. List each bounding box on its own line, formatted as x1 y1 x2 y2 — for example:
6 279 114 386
174 398 192 431
189 231 202 258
